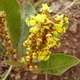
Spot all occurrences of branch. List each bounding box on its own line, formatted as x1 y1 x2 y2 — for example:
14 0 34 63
1 66 12 80
52 0 78 18
45 74 48 80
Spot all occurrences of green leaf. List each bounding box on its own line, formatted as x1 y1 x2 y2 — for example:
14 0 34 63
62 23 68 28
0 0 21 50
21 3 36 19
38 53 80 75
5 60 24 67
18 3 36 59
0 66 12 80
54 34 61 39
0 43 6 55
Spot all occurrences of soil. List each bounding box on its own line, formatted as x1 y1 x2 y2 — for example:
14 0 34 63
0 0 80 80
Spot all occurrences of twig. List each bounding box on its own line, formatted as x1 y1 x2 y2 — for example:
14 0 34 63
45 74 48 80
52 0 78 18
2 66 12 80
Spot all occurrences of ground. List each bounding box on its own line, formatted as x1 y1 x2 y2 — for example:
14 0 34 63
0 0 80 80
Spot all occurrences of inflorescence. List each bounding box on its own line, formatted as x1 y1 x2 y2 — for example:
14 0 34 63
22 3 69 71
0 11 16 58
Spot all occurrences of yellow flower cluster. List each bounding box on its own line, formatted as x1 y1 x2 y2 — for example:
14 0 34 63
22 3 69 71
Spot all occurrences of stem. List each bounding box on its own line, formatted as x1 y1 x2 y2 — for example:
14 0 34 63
2 66 12 80
34 0 43 9
45 74 48 80
52 0 78 18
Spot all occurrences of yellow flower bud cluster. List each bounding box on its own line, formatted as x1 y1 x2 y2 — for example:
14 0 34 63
22 4 69 70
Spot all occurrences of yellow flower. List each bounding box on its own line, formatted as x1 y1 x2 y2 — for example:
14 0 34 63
30 15 36 19
29 26 39 33
46 33 52 37
54 14 64 21
46 41 57 48
26 55 30 61
28 33 34 38
63 27 67 33
55 21 67 33
29 20 36 26
38 54 45 61
37 49 50 61
52 30 58 35
32 52 37 59
46 18 52 23
21 57 25 63
46 37 52 41
29 65 33 71
34 65 38 70
40 3 52 13
43 26 49 29
56 42 61 48
26 47 31 51
23 41 27 46
46 36 59 48
38 49 51 61
43 49 50 55
26 52 29 54
37 38 42 42
36 42 41 46
55 26 63 33
54 20 64 33
64 17 69 23
36 38 42 46
32 55 37 59
35 14 47 23
58 20 63 27
44 55 50 61
26 16 36 26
